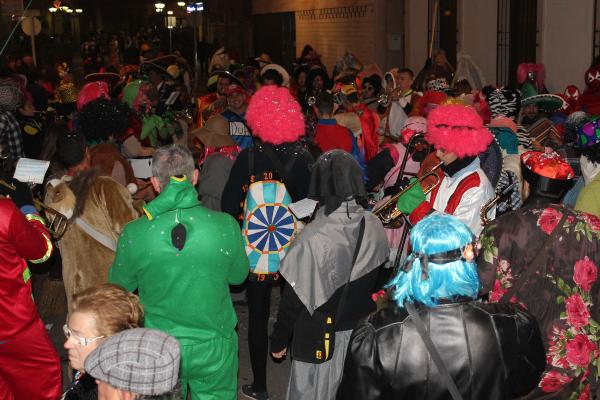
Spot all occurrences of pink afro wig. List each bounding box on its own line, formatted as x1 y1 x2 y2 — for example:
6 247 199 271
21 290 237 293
77 81 110 111
426 104 493 158
246 85 305 145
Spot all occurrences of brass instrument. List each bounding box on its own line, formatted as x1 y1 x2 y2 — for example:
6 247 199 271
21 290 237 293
378 86 406 107
377 93 389 106
373 162 443 227
307 96 316 107
479 181 519 226
0 179 69 240
172 107 194 125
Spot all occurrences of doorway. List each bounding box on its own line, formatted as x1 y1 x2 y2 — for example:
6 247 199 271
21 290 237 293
253 12 295 71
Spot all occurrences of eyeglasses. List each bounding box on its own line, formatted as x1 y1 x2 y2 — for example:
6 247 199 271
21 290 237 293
63 324 104 347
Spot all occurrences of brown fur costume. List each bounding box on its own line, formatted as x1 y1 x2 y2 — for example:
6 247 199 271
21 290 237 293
89 143 138 194
45 168 138 311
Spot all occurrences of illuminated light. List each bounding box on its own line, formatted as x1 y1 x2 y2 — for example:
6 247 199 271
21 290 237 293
75 8 83 13
177 1 186 6
66 8 73 13
155 2 165 9
49 7 57 12
167 10 173 15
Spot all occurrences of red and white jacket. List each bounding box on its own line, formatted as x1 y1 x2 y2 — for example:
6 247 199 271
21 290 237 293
409 158 495 235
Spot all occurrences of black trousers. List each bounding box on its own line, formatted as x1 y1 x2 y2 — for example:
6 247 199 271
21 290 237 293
246 277 281 393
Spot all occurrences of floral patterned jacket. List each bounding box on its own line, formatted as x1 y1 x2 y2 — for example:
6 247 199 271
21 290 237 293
478 205 600 399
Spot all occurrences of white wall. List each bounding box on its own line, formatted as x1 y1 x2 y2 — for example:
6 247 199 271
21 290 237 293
540 0 594 93
459 0 497 86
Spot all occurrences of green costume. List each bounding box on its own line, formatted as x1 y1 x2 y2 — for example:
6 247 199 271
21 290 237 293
109 176 248 400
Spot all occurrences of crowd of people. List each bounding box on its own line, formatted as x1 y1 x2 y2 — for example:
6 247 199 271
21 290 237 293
0 39 599 400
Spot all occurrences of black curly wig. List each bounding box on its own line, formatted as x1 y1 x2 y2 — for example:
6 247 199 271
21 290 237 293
76 98 131 143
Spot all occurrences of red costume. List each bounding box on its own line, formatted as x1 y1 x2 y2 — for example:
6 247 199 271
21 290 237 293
0 199 61 400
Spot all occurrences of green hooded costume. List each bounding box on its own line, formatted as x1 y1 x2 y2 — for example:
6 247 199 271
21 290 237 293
109 176 248 399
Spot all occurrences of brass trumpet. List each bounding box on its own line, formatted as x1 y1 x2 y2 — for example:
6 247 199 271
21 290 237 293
0 179 69 240
480 181 519 226
373 162 443 227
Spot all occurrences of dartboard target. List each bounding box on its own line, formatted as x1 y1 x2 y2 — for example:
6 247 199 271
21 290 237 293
243 180 297 274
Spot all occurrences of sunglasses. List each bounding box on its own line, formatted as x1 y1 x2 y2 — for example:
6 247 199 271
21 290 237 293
63 324 104 347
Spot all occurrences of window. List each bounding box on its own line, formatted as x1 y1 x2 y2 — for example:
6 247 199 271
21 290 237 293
428 0 457 68
497 0 538 86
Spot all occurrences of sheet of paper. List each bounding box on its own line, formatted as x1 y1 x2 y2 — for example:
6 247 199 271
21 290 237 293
13 158 50 184
129 158 153 179
288 198 318 220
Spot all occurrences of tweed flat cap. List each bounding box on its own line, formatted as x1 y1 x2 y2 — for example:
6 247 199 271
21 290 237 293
84 328 180 395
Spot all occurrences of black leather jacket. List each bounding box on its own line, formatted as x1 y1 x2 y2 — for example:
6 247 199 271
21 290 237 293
337 300 546 400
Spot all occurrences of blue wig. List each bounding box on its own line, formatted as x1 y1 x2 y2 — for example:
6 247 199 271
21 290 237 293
387 213 481 307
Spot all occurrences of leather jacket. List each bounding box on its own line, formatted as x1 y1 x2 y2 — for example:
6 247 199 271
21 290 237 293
337 300 546 400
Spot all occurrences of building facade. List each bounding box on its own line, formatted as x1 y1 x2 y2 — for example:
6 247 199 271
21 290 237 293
253 0 597 92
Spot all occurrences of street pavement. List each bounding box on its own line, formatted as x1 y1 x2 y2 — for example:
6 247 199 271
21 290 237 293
36 274 290 400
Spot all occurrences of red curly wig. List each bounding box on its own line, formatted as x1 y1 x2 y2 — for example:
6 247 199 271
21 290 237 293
246 86 305 145
426 104 493 158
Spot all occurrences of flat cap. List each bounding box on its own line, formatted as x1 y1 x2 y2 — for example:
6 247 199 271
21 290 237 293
85 328 180 396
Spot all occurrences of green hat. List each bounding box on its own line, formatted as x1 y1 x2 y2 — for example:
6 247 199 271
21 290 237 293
520 82 565 111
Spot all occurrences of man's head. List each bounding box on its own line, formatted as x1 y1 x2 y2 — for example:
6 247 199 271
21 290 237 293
432 49 448 67
216 74 233 96
150 144 198 193
315 91 334 118
225 84 247 114
397 68 414 92
259 64 290 88
260 68 284 86
57 132 90 172
520 103 539 125
147 68 164 87
85 328 180 400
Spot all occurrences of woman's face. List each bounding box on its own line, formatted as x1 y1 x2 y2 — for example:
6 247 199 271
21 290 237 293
362 82 375 99
297 72 307 87
63 311 104 372
313 75 324 90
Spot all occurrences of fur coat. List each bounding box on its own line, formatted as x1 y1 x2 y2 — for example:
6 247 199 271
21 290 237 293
44 168 138 310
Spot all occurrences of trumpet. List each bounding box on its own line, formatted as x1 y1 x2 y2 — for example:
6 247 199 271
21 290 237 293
373 162 443 227
0 179 69 240
480 181 519 226
378 86 406 107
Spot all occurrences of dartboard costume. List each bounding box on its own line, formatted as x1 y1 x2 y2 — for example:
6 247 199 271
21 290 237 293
243 181 297 274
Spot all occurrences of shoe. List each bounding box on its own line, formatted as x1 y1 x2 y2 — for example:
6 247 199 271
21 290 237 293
241 384 270 400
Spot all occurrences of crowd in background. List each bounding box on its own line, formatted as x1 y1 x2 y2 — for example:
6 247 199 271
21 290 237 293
0 36 599 400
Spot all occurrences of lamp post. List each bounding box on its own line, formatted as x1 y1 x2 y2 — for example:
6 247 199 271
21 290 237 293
167 15 176 53
188 3 204 87
49 7 57 36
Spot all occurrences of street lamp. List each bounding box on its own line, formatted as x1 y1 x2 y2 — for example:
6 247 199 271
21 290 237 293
75 9 83 13
155 2 165 10
177 1 186 6
49 7 57 12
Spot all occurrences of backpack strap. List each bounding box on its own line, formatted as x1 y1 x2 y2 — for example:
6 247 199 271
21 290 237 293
405 301 464 400
261 143 298 193
247 146 255 180
333 217 365 329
